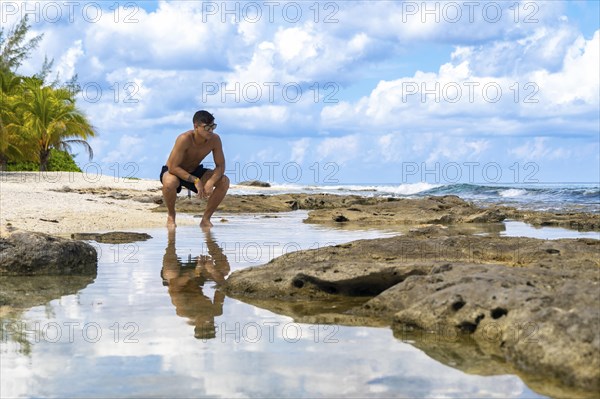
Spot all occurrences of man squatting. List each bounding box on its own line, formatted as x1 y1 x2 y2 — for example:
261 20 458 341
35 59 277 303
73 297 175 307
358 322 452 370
160 110 230 229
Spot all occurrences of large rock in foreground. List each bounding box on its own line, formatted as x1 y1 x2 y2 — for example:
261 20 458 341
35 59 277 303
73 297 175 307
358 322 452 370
224 229 600 394
366 263 599 392
0 231 97 275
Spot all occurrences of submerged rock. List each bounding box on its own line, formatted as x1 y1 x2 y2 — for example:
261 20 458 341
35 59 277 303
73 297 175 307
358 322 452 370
71 231 152 244
0 231 97 275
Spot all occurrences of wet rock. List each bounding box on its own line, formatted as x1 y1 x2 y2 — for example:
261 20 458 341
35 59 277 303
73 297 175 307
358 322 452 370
507 210 600 231
153 193 382 214
333 214 349 222
305 195 509 226
395 328 598 399
50 186 162 205
72 231 152 244
372 265 600 392
151 193 598 232
132 195 163 204
0 231 97 275
224 232 600 393
238 180 271 187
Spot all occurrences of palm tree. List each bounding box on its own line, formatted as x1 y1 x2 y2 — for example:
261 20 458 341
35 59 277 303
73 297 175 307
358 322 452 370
15 77 95 171
0 69 25 170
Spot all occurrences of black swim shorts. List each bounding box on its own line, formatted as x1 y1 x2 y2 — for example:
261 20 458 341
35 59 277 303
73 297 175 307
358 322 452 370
160 164 210 193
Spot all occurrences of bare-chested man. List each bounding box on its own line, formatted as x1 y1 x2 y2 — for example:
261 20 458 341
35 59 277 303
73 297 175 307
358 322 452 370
160 110 230 229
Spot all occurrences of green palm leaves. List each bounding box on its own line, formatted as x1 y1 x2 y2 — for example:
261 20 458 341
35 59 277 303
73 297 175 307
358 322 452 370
1 16 96 171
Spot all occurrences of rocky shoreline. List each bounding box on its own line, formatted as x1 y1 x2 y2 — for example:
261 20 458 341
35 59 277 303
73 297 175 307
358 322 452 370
153 192 600 231
1 173 598 397
197 193 599 397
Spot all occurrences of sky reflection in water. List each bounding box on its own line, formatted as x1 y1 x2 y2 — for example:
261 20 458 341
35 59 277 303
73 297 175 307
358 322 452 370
1 213 547 398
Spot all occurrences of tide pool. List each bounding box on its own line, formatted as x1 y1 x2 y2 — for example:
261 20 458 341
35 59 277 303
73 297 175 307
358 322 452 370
1 212 578 398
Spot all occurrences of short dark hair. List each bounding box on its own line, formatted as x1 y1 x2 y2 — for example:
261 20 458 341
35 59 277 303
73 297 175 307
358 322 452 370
193 110 215 126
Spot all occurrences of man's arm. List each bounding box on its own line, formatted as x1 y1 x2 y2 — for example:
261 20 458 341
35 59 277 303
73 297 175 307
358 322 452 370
206 134 225 187
166 134 197 183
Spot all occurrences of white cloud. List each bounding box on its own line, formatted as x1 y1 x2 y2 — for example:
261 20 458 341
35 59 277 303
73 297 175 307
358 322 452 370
275 25 319 62
508 137 571 160
452 25 580 76
100 135 145 163
333 0 565 44
377 134 395 162
321 28 600 137
316 135 360 165
55 39 83 79
529 30 599 110
426 137 491 163
290 138 310 164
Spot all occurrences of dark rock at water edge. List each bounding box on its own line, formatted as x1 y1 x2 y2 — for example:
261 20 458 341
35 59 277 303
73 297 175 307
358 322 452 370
72 231 152 244
0 231 97 275
238 180 271 187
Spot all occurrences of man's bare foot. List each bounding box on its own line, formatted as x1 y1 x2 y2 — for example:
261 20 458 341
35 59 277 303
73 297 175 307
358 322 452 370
167 216 177 229
200 218 213 229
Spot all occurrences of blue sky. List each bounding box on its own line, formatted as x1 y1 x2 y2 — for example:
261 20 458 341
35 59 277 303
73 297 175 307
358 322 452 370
4 0 599 184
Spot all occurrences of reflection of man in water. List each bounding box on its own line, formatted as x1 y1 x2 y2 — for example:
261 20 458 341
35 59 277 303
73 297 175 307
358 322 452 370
161 229 230 339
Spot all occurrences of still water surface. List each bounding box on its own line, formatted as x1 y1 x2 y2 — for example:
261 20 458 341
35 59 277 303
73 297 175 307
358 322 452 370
1 213 552 397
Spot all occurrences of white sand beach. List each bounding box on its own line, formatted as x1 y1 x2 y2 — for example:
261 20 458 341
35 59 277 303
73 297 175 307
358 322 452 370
0 172 197 236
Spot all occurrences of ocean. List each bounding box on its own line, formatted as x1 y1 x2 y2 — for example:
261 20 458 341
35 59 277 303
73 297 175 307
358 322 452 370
230 182 600 213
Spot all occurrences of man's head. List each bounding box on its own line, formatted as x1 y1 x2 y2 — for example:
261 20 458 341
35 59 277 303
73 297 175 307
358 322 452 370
193 110 217 136
193 110 215 127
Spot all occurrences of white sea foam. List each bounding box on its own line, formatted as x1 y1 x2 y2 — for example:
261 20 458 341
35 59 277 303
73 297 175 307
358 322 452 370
499 189 528 198
230 182 441 196
381 182 441 195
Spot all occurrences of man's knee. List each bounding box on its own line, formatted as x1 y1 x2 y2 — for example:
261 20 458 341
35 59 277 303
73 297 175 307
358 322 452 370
162 172 179 191
218 174 230 189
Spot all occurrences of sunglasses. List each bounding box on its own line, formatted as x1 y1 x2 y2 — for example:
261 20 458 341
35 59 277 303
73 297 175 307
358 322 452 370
202 123 217 131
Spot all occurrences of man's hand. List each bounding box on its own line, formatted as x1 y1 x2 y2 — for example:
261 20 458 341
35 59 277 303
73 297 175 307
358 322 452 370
195 179 207 199
203 181 215 198
195 180 214 199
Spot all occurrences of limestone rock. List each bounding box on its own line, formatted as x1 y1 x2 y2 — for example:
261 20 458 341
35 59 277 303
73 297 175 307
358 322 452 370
238 180 271 187
0 231 97 275
150 193 599 232
374 265 600 392
224 231 600 393
72 231 152 244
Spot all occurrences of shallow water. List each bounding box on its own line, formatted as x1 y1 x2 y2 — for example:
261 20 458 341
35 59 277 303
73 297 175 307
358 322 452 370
500 220 600 240
3 212 594 398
